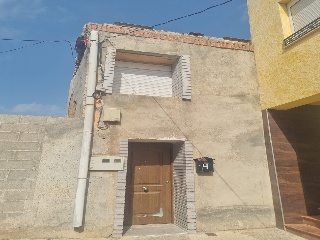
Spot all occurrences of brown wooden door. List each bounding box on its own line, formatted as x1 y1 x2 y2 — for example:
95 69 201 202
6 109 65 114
125 142 172 225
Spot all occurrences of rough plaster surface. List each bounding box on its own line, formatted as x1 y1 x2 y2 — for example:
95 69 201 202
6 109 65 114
85 32 275 232
247 0 320 109
67 49 89 118
0 28 276 238
0 115 116 239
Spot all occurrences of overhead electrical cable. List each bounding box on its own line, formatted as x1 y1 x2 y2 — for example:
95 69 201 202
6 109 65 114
0 41 45 54
100 0 235 47
105 0 235 41
0 0 235 55
0 39 75 58
152 0 235 28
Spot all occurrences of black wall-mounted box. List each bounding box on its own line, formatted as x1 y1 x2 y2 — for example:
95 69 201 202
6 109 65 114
194 157 214 173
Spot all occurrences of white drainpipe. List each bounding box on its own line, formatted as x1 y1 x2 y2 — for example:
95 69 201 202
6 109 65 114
73 30 99 227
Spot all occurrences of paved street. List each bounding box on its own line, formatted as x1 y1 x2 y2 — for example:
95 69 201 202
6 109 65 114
5 228 304 240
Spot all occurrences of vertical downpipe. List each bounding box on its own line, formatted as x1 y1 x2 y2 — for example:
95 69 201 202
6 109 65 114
73 30 99 228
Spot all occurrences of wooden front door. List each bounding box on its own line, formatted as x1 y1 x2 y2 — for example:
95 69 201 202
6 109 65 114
124 142 172 225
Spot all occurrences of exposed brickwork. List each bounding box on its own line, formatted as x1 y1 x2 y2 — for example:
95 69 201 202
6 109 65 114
172 141 196 233
184 141 196 233
172 55 191 100
113 140 128 238
86 22 254 52
103 47 116 94
173 142 188 230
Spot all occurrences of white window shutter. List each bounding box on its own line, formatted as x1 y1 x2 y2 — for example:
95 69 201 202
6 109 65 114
113 61 173 97
103 47 116 94
288 0 320 32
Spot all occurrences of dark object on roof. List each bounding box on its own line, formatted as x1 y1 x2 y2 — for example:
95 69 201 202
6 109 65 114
188 32 204 37
75 36 86 54
114 22 153 30
223 37 250 43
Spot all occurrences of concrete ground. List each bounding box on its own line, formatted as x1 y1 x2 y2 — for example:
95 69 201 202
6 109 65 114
120 227 305 240
10 228 304 240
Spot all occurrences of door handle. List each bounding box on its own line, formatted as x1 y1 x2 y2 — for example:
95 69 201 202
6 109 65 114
142 187 148 192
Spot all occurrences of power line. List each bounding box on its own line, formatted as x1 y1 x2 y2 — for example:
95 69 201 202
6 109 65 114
100 0 235 47
152 0 235 28
0 41 45 54
0 0 236 55
0 39 75 58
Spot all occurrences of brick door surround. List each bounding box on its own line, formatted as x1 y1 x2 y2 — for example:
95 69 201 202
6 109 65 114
112 139 196 237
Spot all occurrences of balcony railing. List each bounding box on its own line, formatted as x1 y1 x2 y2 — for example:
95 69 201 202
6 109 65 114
284 17 320 48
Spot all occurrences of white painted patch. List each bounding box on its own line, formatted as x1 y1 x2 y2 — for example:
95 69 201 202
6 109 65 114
152 208 163 217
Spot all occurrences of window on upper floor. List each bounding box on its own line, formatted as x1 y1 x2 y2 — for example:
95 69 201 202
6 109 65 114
287 0 320 32
103 48 191 100
112 61 173 97
282 0 320 47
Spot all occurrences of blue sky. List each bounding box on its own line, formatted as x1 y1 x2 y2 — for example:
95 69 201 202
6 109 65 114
0 0 250 117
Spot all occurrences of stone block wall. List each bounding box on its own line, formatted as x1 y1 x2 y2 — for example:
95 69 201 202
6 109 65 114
0 115 45 223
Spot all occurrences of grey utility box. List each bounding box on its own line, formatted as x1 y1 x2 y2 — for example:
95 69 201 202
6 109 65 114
89 156 125 171
103 107 121 122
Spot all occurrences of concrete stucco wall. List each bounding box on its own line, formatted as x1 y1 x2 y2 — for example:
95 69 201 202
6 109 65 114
0 27 275 237
0 115 116 239
92 31 275 231
247 0 320 110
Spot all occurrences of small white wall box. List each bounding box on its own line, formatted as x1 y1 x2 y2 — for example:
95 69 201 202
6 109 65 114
89 156 124 171
103 107 121 122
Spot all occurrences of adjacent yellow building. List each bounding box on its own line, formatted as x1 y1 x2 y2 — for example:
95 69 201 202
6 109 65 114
247 0 320 110
248 1 320 238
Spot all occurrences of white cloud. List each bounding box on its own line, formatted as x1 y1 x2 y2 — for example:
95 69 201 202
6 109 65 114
0 103 65 117
0 0 46 21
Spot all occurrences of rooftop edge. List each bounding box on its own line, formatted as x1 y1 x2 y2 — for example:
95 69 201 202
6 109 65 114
85 22 254 52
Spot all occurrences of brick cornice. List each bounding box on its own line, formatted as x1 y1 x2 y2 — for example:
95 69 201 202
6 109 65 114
85 22 254 52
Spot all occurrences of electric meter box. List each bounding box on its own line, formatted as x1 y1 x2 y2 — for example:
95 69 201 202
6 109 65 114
89 156 125 171
103 107 121 122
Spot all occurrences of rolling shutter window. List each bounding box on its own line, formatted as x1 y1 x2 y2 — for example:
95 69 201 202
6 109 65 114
112 61 173 97
288 0 320 32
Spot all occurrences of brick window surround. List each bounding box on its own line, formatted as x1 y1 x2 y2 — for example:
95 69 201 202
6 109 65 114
103 48 191 100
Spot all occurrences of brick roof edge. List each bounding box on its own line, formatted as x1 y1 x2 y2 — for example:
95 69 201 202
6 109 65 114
85 22 254 52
